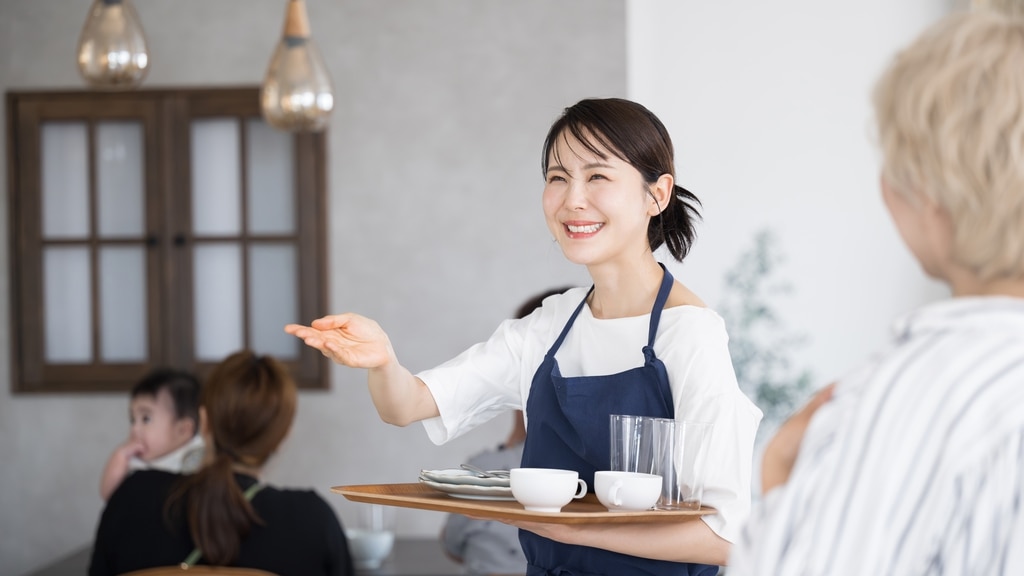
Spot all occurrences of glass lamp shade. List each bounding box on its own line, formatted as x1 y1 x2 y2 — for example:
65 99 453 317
261 0 335 132
76 0 149 90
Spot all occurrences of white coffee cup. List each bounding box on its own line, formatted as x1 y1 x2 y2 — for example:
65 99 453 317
594 471 662 511
510 468 587 512
346 528 395 570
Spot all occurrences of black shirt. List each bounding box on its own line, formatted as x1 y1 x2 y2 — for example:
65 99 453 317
88 470 354 576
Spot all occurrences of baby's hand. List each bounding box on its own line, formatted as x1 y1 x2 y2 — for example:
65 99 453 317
115 439 145 462
101 438 146 499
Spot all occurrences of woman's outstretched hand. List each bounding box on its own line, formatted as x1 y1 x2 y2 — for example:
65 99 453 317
285 313 394 369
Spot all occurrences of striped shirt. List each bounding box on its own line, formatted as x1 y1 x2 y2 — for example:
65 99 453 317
729 297 1024 575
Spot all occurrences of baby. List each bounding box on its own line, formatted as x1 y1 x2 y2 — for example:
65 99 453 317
99 368 204 500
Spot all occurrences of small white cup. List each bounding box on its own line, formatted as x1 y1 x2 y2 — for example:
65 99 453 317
510 468 587 512
594 471 662 511
346 528 395 569
347 503 395 569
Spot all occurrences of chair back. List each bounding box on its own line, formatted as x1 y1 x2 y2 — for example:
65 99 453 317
119 566 278 576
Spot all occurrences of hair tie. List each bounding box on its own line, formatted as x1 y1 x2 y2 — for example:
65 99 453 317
214 442 243 463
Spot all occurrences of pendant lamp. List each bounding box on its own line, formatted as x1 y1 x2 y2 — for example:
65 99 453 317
76 0 149 89
261 0 335 132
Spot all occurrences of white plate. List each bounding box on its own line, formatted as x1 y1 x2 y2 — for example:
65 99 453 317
419 478 516 500
419 468 510 487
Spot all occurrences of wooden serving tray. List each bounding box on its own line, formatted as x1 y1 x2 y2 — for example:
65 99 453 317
331 483 715 524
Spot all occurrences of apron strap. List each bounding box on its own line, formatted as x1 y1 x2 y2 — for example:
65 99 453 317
548 263 674 359
545 287 593 357
180 482 264 568
646 263 674 347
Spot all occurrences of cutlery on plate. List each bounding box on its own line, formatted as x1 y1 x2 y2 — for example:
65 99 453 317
460 463 510 478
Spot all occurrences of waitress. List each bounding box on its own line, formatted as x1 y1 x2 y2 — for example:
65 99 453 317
287 98 762 575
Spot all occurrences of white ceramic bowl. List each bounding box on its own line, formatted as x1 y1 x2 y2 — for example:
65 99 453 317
346 528 395 569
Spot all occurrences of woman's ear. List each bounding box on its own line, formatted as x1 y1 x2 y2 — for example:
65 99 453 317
648 174 674 216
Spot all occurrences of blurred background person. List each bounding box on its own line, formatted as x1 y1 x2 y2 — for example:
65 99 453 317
730 8 1024 575
89 350 355 576
99 368 203 500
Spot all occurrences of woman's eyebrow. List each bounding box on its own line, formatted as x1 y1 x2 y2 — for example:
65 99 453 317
546 161 615 174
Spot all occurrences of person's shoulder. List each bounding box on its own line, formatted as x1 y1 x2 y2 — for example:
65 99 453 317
661 304 729 335
505 287 586 338
108 469 181 507
261 486 337 516
522 286 586 317
120 469 180 490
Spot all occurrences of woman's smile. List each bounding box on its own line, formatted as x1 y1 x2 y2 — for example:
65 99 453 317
564 221 604 238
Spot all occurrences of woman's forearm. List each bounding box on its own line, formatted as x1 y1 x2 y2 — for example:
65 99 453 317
367 363 439 426
512 518 730 566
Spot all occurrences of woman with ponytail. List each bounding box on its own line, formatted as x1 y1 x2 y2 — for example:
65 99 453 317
288 98 762 574
89 351 354 576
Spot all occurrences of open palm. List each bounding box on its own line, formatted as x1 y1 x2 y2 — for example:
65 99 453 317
285 313 393 369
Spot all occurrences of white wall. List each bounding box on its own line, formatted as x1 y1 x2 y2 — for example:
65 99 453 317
0 2 622 574
628 0 954 420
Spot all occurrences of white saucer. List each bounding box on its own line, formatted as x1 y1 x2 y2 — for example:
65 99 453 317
418 478 516 500
419 468 510 487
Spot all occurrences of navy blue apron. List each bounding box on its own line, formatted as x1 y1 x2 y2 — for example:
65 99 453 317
519 263 718 576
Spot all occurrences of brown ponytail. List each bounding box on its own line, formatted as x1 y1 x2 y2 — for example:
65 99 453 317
166 351 297 565
650 183 702 261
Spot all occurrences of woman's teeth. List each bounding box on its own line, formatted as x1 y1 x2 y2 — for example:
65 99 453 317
567 223 603 234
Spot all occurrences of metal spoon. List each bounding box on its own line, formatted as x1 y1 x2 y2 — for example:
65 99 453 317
460 463 509 478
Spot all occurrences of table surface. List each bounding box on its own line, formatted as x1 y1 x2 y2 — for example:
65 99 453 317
27 537 465 576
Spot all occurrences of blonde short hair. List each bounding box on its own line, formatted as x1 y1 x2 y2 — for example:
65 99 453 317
973 0 1024 19
874 11 1024 280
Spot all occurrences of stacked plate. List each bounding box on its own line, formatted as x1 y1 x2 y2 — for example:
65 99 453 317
419 468 514 501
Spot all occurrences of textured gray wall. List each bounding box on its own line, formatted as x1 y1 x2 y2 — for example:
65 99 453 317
0 1 624 574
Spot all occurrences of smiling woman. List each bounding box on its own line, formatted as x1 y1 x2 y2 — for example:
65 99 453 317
541 98 702 272
287 97 762 575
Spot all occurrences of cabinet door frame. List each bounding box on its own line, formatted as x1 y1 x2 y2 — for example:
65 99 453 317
6 88 328 393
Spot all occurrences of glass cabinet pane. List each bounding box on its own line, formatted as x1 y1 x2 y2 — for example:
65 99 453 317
191 119 240 236
44 246 92 363
99 246 147 361
11 89 326 392
41 123 90 239
246 119 295 234
97 122 145 237
193 243 243 360
249 244 298 357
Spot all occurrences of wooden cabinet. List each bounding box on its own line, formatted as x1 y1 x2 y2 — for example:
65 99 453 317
7 88 327 392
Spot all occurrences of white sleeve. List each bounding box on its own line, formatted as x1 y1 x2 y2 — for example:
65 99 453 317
662 312 763 544
417 318 528 445
416 289 583 445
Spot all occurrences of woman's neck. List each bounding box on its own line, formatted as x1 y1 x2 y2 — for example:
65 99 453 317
586 258 665 319
949 273 1024 299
